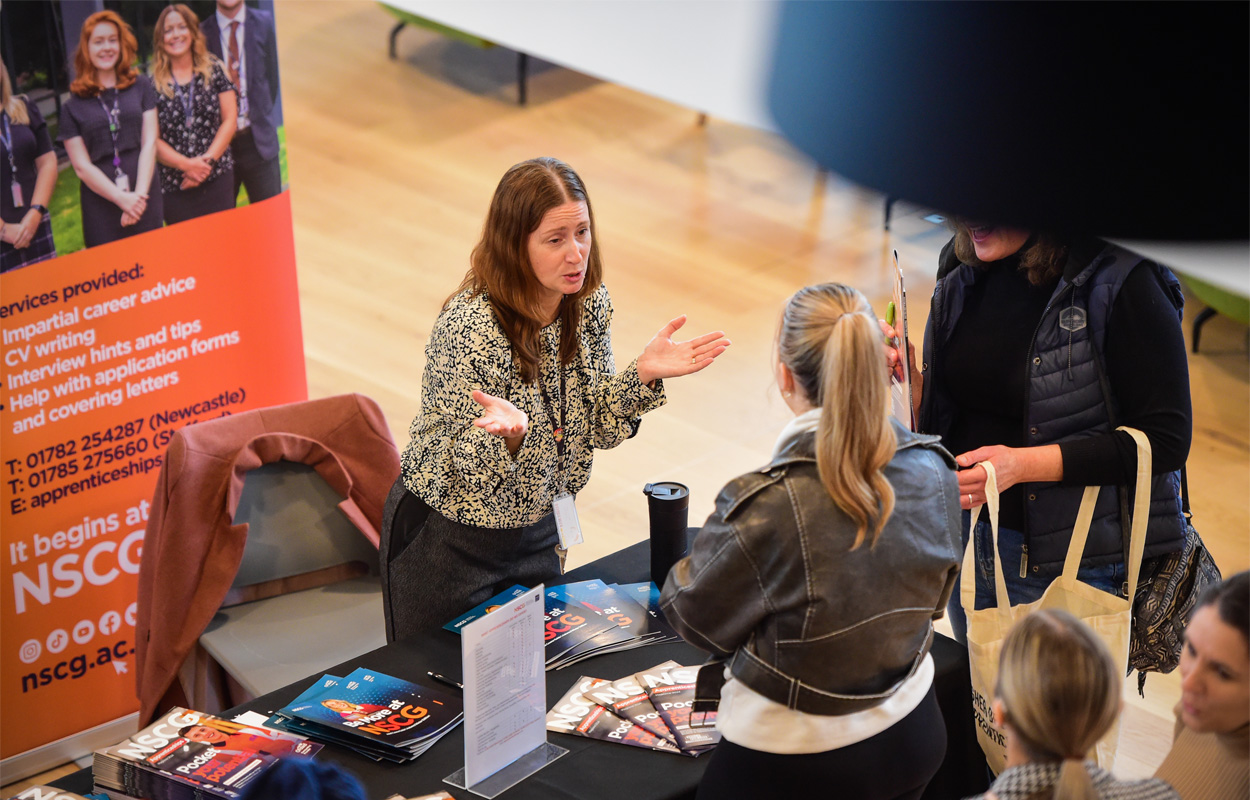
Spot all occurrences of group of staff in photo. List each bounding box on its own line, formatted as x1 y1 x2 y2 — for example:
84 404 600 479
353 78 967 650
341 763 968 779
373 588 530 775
0 0 282 273
386 157 1246 800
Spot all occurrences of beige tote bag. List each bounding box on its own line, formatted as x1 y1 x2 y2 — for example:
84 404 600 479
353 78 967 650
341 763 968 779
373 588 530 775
963 426 1152 774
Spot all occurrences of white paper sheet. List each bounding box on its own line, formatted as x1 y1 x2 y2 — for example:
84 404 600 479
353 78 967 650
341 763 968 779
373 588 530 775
461 584 548 787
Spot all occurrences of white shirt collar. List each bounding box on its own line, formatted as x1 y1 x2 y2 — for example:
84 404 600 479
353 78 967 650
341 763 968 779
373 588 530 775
216 4 247 32
771 407 821 459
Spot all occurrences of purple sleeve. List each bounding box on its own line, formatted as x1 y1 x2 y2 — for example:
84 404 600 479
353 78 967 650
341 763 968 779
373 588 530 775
57 97 82 143
25 99 54 157
139 75 158 111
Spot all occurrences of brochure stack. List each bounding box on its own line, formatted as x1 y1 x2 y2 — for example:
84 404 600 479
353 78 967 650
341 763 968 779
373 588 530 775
268 668 462 763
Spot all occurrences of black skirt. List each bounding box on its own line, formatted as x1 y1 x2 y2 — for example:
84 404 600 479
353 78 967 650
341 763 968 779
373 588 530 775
379 477 563 642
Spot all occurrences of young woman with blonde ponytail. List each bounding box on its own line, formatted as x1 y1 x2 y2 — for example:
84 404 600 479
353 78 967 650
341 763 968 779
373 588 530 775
661 283 962 800
970 609 1179 800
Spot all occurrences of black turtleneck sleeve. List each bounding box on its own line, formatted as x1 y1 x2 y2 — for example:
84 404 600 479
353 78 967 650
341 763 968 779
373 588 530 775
1058 265 1192 486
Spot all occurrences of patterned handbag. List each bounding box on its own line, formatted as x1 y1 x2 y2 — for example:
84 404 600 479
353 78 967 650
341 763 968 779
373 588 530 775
1127 471 1221 694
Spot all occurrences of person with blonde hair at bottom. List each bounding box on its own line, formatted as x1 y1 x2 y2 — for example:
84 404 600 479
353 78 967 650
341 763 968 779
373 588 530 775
966 609 1179 800
662 283 962 800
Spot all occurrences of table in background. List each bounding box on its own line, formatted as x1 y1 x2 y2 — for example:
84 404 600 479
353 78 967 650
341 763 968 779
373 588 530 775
56 538 985 800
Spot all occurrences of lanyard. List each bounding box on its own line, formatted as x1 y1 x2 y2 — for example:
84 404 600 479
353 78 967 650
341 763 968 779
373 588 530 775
96 89 123 178
174 79 195 126
0 112 16 178
536 363 567 478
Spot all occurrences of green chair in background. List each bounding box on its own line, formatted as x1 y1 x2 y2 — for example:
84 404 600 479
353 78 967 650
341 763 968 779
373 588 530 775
380 4 529 105
1179 274 1250 353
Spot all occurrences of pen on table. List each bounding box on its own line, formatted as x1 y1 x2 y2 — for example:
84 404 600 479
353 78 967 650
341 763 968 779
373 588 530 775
427 671 464 691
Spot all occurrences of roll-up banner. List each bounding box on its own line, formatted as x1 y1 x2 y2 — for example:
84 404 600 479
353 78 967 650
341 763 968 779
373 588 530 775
1 0 305 763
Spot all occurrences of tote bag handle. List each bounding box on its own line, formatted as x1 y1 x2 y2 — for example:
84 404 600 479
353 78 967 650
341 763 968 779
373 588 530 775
962 427 1152 622
1063 426 1152 604
961 461 1013 629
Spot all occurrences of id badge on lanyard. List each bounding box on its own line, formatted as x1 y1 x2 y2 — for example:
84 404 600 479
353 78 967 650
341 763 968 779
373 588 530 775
99 91 129 193
553 492 583 548
539 365 582 548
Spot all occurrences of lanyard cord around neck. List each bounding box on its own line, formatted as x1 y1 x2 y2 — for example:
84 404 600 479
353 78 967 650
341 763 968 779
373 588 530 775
536 363 567 482
96 89 123 178
173 77 195 126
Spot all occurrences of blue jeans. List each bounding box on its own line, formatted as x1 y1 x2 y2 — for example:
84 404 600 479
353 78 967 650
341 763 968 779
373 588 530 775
947 511 1126 643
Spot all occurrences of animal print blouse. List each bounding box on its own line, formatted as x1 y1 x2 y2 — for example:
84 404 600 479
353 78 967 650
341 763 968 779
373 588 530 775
400 284 666 529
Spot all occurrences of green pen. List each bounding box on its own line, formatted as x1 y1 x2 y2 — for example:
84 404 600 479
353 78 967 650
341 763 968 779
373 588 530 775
885 301 896 328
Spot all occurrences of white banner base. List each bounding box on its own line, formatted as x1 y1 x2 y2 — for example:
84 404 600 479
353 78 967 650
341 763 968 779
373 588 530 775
0 712 138 785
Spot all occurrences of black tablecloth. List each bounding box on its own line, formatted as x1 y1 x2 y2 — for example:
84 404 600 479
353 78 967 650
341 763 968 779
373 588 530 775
56 539 986 800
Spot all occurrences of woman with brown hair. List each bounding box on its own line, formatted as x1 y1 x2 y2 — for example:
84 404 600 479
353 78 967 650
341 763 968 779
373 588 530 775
1155 571 1249 799
661 283 962 800
381 157 729 639
151 4 238 225
886 222 1192 640
0 61 58 271
968 608 1178 800
60 9 163 246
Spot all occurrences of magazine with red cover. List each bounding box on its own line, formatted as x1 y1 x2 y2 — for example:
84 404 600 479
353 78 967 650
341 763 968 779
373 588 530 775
93 706 320 799
582 666 679 744
638 663 721 751
545 676 684 755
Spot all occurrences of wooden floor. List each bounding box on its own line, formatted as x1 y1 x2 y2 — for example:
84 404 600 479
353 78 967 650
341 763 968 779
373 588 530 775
5 0 1246 793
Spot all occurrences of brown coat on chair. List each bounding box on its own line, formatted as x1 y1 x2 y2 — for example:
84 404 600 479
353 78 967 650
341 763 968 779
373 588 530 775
134 394 400 725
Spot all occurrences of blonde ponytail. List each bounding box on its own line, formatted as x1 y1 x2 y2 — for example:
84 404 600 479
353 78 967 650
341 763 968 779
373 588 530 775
779 283 896 548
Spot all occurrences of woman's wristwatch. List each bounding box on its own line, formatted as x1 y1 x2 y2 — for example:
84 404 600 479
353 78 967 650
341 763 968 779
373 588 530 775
30 204 49 218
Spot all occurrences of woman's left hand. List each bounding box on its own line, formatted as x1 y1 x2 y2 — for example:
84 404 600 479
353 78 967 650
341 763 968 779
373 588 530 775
953 444 1063 509
636 315 731 386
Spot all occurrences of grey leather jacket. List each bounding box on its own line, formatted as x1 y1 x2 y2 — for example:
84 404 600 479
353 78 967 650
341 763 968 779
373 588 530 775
660 419 962 715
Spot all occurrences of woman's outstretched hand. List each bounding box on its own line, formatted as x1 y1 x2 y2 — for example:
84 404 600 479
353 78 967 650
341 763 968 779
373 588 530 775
636 315 731 386
471 390 527 455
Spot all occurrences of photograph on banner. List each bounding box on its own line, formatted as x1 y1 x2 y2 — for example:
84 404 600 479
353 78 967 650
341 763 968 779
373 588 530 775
1 0 288 272
1 0 304 764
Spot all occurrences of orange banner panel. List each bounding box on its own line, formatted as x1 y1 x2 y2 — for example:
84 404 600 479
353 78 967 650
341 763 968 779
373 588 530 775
1 195 306 757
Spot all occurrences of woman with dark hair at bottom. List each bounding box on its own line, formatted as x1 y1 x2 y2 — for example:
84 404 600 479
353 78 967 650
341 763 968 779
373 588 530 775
60 10 163 246
1 61 58 271
662 283 962 800
1155 571 1249 799
382 157 729 639
150 3 238 225
967 609 1179 800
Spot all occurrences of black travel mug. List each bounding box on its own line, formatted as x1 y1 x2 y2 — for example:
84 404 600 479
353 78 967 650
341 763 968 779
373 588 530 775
644 481 690 589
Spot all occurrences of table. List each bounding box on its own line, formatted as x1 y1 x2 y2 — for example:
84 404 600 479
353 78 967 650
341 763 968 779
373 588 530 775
56 539 986 799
